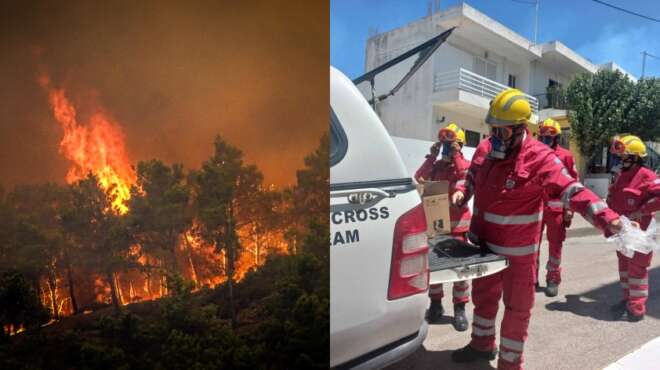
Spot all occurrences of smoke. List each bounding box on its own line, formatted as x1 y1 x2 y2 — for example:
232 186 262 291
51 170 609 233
0 0 328 188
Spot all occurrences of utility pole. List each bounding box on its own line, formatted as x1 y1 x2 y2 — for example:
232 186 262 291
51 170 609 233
641 51 660 78
534 0 539 45
642 51 647 78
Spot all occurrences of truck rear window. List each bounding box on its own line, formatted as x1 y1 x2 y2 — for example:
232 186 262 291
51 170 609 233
330 108 348 167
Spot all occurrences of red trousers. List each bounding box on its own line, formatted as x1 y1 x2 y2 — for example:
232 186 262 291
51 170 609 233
470 262 535 370
539 210 566 284
429 233 470 305
617 251 653 316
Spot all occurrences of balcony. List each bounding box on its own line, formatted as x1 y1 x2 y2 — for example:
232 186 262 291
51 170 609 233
432 68 539 119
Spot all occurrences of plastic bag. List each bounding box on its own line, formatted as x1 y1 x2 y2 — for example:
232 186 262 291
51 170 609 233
606 216 659 258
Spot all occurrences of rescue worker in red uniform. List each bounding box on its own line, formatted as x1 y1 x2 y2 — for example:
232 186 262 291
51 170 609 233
449 89 624 370
606 135 660 322
415 123 472 331
536 118 579 297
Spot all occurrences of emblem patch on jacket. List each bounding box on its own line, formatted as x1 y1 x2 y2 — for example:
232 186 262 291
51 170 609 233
505 179 516 189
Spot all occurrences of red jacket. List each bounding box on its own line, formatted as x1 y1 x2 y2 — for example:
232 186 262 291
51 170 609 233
544 145 578 212
415 151 472 233
607 165 660 230
456 131 619 263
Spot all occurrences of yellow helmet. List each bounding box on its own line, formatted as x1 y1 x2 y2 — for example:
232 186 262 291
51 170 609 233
539 118 561 136
610 134 647 157
485 88 531 126
438 122 466 144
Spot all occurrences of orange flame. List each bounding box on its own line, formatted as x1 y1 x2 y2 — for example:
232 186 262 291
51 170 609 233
39 74 135 213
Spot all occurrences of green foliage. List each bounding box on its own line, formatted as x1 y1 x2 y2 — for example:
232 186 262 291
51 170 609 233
567 70 660 159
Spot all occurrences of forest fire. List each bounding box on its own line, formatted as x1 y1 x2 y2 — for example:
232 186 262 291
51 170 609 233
38 73 135 214
22 74 293 320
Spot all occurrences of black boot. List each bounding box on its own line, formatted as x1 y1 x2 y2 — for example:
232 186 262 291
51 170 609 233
626 308 644 322
451 344 497 363
545 282 559 297
610 300 627 320
452 303 468 332
426 300 444 323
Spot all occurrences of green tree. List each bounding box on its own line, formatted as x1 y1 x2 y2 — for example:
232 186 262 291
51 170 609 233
567 70 660 164
129 160 192 293
567 69 634 160
192 135 262 328
61 174 134 312
626 77 660 140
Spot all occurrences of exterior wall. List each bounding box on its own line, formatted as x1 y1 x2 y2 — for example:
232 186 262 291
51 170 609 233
529 61 573 97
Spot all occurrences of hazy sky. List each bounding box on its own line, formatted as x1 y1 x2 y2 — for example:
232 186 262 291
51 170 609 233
0 0 328 188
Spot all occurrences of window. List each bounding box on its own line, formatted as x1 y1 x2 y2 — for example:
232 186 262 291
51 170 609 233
474 57 497 81
330 109 348 167
508 74 517 88
465 130 481 148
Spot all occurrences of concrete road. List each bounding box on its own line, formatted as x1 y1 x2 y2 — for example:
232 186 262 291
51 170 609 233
387 227 660 370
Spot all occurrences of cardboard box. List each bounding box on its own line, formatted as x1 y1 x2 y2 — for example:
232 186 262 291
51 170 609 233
419 180 451 238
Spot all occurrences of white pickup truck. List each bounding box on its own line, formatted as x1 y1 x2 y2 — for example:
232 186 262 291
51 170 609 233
330 29 508 370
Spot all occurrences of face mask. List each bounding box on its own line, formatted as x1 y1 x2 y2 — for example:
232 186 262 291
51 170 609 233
621 156 636 170
489 135 507 159
610 155 622 172
541 136 554 147
489 126 524 159
441 142 453 161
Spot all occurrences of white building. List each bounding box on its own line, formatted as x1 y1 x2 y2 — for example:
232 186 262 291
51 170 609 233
364 3 635 149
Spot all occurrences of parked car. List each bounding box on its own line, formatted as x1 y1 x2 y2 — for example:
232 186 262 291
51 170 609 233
330 66 508 369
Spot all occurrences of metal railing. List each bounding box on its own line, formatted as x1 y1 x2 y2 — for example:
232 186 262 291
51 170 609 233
433 68 539 113
534 92 568 110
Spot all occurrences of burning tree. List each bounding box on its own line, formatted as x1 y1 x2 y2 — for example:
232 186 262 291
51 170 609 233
61 174 134 312
191 135 263 328
128 160 193 296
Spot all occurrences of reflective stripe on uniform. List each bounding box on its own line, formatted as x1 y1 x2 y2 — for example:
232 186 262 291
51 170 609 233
548 256 561 266
451 219 470 229
429 287 443 294
483 211 542 225
621 282 629 289
586 201 608 221
630 289 648 297
500 350 521 363
561 182 585 207
553 157 562 165
547 201 563 208
629 278 648 285
473 314 495 327
473 326 496 336
453 290 470 298
456 180 466 187
454 281 469 288
546 262 559 272
486 242 538 256
501 337 524 352
619 271 629 278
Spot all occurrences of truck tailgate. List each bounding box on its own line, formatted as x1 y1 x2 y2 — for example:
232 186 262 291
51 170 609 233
428 235 509 284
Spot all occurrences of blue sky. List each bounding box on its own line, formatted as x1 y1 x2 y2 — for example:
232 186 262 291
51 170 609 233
331 0 660 79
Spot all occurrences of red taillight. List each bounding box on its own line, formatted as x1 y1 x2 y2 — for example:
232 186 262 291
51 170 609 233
388 204 429 300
